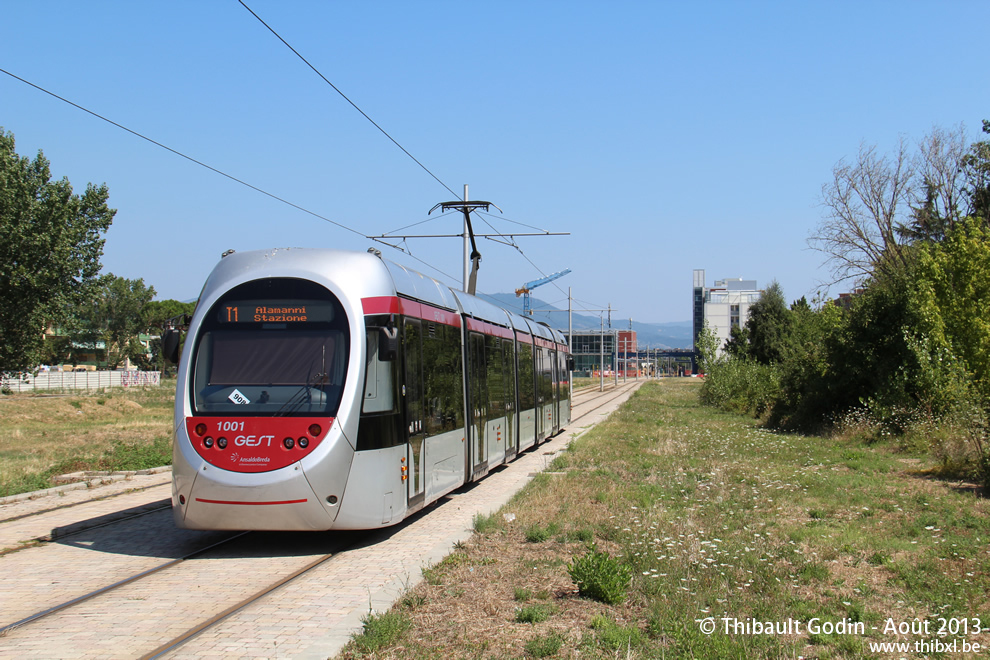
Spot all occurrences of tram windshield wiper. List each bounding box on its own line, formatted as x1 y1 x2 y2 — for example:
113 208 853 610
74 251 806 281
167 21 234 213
274 345 328 416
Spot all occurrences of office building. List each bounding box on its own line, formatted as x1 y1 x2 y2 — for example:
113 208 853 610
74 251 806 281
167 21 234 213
692 269 761 355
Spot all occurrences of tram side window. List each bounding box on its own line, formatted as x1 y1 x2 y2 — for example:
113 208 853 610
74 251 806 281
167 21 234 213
503 340 515 412
363 323 397 414
423 323 464 435
540 348 553 404
517 340 535 410
485 334 505 418
469 333 486 421
357 315 403 451
558 351 570 400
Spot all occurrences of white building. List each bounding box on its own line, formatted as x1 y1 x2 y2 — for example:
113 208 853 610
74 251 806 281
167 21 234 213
692 270 761 354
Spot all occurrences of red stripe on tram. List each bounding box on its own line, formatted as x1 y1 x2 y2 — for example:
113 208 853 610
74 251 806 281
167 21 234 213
195 498 308 506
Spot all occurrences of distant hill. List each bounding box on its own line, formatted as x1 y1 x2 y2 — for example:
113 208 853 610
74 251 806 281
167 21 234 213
478 293 693 350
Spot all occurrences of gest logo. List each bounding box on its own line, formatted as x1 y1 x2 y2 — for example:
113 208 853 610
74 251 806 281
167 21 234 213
234 434 276 447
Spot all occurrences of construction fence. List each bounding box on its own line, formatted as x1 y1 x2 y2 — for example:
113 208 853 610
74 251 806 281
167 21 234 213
1 370 162 393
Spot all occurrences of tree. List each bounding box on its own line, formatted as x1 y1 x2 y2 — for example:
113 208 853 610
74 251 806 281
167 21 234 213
695 321 721 376
722 325 751 360
961 120 990 222
744 281 791 365
914 218 990 404
142 299 196 334
811 137 915 284
900 124 970 243
75 275 156 370
768 298 847 431
142 299 196 371
0 129 115 376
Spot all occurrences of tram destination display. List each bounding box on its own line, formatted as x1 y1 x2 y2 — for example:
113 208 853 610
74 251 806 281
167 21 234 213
218 299 335 324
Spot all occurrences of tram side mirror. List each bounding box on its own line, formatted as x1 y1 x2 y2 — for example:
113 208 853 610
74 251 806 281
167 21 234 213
162 328 181 364
378 326 398 362
566 356 575 372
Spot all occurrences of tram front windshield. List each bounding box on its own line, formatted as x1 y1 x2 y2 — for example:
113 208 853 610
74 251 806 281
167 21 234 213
190 278 349 416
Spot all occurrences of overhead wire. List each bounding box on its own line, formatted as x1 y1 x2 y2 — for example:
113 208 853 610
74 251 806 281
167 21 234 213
0 67 369 240
7 3 569 296
380 210 459 237
237 0 459 200
237 0 575 290
476 210 555 234
0 64 554 299
238 1 568 287
1 69 585 317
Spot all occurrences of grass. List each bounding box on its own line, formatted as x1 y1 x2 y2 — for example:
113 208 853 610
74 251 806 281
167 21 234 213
336 379 990 659
0 380 175 497
350 611 412 655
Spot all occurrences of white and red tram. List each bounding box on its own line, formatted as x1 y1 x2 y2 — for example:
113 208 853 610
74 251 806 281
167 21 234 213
169 248 571 530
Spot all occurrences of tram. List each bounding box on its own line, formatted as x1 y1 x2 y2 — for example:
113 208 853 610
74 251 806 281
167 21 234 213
167 247 571 530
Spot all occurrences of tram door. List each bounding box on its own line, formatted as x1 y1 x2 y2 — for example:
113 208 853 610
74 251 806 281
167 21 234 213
550 349 559 433
535 346 545 442
467 332 488 478
402 319 425 506
503 339 515 454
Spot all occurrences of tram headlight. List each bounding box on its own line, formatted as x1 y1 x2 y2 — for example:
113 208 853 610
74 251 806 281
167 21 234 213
284 437 295 449
217 437 228 449
204 436 214 448
297 437 309 449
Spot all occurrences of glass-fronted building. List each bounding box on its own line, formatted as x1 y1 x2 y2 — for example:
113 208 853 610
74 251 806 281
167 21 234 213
564 330 638 377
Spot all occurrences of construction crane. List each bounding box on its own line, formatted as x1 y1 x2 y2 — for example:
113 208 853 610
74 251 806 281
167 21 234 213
515 269 571 315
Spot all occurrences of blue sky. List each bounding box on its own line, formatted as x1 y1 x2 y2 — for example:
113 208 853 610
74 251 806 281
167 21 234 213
3 1 988 323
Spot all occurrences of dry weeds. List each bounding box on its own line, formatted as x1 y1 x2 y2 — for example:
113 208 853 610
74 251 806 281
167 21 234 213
339 380 990 659
0 385 174 494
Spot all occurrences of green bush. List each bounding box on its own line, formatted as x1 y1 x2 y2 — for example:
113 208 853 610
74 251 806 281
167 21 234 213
524 631 564 658
700 357 781 417
567 548 631 605
524 522 559 543
350 611 410 654
590 614 643 651
515 604 554 624
472 512 499 534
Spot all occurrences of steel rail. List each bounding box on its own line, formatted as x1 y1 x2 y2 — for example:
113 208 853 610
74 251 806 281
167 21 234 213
0 532 247 637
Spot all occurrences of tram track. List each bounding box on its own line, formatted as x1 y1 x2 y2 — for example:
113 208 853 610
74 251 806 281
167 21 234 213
138 539 354 660
0 525 368 659
571 378 642 422
0 532 247 638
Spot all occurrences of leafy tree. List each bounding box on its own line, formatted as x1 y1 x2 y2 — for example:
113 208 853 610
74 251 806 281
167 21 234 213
142 299 196 334
769 298 847 430
961 120 990 223
141 299 196 371
744 281 791 365
0 129 115 376
695 321 721 376
913 218 990 404
75 275 156 369
722 325 751 360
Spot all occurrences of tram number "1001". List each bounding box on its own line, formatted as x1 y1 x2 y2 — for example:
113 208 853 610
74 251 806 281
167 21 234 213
218 421 245 432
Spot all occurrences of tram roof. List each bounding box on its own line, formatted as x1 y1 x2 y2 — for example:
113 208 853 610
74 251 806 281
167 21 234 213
384 259 461 313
